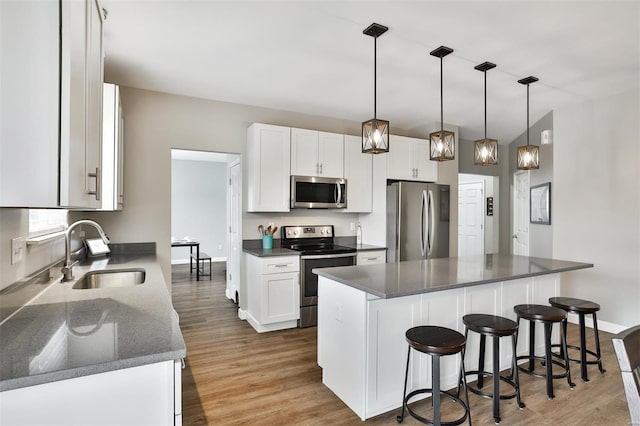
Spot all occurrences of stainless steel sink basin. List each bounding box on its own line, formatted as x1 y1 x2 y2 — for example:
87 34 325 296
72 268 146 289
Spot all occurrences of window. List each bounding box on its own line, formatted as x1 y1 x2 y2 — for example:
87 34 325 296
28 209 68 237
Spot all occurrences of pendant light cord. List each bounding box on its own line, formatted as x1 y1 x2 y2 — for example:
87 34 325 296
526 83 530 147
373 36 377 119
484 71 487 140
440 56 444 134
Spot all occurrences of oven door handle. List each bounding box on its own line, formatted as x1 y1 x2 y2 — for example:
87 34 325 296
301 253 357 260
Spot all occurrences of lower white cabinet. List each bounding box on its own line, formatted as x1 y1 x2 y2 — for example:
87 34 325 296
356 250 386 265
0 360 182 425
245 254 300 332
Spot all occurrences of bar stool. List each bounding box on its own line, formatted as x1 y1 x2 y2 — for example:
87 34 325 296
548 297 606 382
461 314 525 424
397 326 471 426
513 304 575 400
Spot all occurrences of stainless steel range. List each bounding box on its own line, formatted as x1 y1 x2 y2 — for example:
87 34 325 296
281 225 356 328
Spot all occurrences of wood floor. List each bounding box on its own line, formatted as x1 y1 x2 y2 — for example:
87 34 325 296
172 263 632 425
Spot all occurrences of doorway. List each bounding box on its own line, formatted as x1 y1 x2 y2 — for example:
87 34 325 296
512 171 530 255
170 149 241 296
458 174 499 256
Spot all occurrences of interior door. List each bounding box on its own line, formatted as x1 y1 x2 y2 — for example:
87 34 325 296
227 159 242 303
458 181 484 256
513 171 530 255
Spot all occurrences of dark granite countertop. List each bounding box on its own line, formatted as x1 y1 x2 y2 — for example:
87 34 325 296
314 254 593 299
0 254 186 392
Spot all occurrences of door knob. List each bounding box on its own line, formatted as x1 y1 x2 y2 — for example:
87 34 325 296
512 234 518 239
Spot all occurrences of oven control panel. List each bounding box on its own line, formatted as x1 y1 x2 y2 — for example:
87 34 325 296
282 225 333 239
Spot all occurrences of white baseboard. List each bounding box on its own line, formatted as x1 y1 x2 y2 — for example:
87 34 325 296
566 313 626 334
238 308 247 320
171 257 227 265
245 311 298 333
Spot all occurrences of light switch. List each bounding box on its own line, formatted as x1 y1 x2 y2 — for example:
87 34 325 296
11 237 24 265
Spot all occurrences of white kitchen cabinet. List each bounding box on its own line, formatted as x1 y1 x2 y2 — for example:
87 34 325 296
60 0 104 208
0 360 181 425
0 0 104 208
100 83 124 211
387 135 438 182
247 123 291 212
343 135 372 213
291 128 344 178
356 250 386 265
245 254 300 332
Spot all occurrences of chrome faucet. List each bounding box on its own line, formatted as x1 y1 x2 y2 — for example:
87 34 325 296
62 220 110 282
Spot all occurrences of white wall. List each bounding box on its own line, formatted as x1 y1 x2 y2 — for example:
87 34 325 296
171 159 228 262
553 89 640 330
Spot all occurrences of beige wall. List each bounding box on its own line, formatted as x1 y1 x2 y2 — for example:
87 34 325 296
553 89 640 329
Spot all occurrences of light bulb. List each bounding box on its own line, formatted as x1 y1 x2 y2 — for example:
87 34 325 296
373 129 381 144
437 140 444 152
524 152 531 164
481 147 488 159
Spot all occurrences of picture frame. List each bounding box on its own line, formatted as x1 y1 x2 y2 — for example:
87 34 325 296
530 182 551 225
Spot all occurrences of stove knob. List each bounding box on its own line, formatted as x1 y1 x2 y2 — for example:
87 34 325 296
294 230 298 236
320 229 325 235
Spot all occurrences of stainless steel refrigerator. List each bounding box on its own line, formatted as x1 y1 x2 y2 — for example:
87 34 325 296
386 181 450 262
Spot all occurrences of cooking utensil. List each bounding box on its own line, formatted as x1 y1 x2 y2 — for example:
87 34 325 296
266 225 272 235
271 226 278 236
258 225 264 236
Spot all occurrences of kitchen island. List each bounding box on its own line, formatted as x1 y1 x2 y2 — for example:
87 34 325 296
314 254 592 420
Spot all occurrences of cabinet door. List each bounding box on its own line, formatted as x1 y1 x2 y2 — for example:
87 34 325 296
386 136 413 181
100 83 123 211
260 272 300 324
290 128 319 176
412 139 438 182
0 0 60 207
247 123 291 212
318 132 344 178
343 135 372 213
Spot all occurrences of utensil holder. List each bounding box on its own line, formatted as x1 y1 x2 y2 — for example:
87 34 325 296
262 235 273 249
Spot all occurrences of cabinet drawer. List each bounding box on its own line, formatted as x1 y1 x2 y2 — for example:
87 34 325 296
356 251 386 265
261 256 300 274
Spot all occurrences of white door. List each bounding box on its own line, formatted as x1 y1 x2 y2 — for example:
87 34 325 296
227 159 242 303
512 171 530 255
458 181 484 256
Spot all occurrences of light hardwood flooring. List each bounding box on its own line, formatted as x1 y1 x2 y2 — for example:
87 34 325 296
172 263 632 425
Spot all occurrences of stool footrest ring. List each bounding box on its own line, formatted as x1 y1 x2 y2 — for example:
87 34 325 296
464 370 520 401
516 355 573 381
549 344 604 366
400 388 469 426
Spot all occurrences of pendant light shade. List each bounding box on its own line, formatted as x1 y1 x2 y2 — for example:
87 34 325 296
474 62 498 166
430 46 455 162
362 23 389 154
517 76 540 170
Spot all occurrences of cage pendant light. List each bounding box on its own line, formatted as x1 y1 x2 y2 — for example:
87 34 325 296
362 23 389 154
474 62 498 166
429 46 455 161
517 76 540 170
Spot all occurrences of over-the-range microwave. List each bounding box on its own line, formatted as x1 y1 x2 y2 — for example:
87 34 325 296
290 175 347 209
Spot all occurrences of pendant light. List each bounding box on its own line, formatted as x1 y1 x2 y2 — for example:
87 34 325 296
474 62 498 166
516 76 540 170
362 23 389 154
429 46 455 161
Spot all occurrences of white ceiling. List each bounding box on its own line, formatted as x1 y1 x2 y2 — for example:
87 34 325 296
102 0 640 144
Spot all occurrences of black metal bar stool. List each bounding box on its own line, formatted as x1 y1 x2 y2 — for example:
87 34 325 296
513 304 575 400
460 314 525 424
397 326 471 426
548 297 606 382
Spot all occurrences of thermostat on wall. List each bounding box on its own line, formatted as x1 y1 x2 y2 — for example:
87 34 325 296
541 129 553 145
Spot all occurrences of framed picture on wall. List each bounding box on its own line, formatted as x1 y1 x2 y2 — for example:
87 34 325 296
530 182 551 225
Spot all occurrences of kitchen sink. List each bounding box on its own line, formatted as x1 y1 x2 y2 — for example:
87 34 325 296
72 268 146 289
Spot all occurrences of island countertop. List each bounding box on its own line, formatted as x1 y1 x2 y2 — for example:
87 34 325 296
0 254 186 392
313 254 593 299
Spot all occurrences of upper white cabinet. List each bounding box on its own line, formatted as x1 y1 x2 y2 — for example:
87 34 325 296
387 135 438 182
343 135 372 213
100 83 124 211
247 123 291 212
291 128 344 178
0 0 104 208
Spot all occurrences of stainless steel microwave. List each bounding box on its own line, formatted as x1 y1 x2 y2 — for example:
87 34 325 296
290 176 347 209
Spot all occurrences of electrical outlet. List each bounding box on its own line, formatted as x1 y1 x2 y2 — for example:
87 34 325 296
335 302 343 322
218 244 222 250
11 237 24 265
350 222 355 231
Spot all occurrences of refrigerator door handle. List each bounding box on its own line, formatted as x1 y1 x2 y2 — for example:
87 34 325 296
420 190 428 257
428 189 436 256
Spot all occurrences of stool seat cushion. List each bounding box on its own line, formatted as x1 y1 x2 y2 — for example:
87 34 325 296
549 297 600 313
463 314 518 336
514 304 566 322
405 326 465 355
